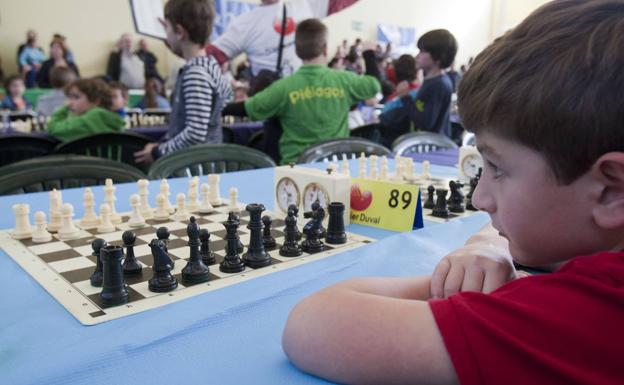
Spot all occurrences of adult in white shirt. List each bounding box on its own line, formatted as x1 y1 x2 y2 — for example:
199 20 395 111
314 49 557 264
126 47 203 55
106 33 145 89
206 0 358 77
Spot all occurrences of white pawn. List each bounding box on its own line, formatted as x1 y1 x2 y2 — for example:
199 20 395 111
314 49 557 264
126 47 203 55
394 157 405 181
57 203 81 240
137 179 153 219
358 153 367 178
369 155 378 180
380 156 389 181
229 187 240 213
198 183 214 214
159 179 175 213
340 158 350 176
404 158 416 181
32 211 52 243
11 204 33 240
97 204 116 233
172 193 189 221
187 177 200 212
208 174 222 206
48 189 63 232
128 194 146 228
422 160 431 180
80 188 99 228
104 179 122 224
154 193 171 220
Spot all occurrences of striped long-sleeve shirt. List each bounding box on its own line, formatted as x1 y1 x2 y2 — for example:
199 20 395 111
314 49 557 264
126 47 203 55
155 55 232 157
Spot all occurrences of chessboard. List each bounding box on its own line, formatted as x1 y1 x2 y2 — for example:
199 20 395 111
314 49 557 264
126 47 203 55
0 200 373 325
406 175 479 223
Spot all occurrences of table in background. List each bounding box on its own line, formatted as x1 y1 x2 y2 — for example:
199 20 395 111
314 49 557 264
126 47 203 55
404 148 459 167
0 161 489 385
0 88 144 109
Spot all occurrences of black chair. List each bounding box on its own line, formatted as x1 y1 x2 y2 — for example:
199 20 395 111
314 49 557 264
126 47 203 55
0 134 59 168
350 123 382 142
296 138 392 163
0 155 146 196
147 143 276 179
391 132 458 157
54 132 152 173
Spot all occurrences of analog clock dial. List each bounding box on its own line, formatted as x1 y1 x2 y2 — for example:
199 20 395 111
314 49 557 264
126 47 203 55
461 153 484 179
303 183 330 212
276 177 301 212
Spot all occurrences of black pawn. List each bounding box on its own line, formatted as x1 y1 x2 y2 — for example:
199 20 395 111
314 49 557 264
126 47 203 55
262 215 277 249
182 217 210 285
157 226 174 268
220 215 246 273
89 238 107 287
432 189 450 218
448 181 465 213
280 211 302 257
287 204 302 240
423 185 435 209
122 230 142 275
326 202 347 244
148 239 178 292
243 204 271 268
200 229 216 265
99 245 129 306
228 212 245 253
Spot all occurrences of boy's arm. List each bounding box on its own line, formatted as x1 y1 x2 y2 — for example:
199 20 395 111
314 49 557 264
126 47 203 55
343 72 381 104
243 81 286 121
282 277 459 385
47 106 97 142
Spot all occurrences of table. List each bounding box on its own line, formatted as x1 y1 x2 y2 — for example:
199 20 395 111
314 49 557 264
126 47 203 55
0 89 145 109
0 162 489 385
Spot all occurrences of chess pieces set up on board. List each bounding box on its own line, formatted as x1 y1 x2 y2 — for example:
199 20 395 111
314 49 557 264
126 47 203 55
422 168 482 218
4 115 50 133
333 153 435 183
124 114 167 128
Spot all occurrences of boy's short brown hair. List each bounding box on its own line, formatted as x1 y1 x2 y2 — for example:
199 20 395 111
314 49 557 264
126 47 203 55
67 78 112 110
165 0 214 45
458 0 624 184
108 81 129 97
3 75 22 90
394 54 417 82
417 29 457 69
49 66 77 89
295 19 328 60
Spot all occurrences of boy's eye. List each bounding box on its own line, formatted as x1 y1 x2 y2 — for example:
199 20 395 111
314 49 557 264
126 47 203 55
486 160 504 178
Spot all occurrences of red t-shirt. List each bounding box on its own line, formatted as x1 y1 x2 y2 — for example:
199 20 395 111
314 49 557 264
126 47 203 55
429 251 624 385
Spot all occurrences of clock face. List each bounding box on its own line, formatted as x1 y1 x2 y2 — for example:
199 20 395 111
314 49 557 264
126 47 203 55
276 177 301 212
461 153 484 179
303 183 330 212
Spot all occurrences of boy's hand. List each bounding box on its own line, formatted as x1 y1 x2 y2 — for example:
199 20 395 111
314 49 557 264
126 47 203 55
134 143 158 164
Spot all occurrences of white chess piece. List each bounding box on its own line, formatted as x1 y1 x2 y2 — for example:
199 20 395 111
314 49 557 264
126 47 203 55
198 183 214 214
422 160 431 180
159 179 175 213
32 211 52 243
79 188 99 228
187 177 200 212
104 179 122 224
172 193 189 221
404 158 416 182
128 194 146 228
229 187 240 213
208 174 222 206
11 204 33 239
369 155 378 180
358 153 367 178
380 156 389 180
48 189 63 232
137 179 153 219
97 204 116 233
394 157 405 181
340 158 350 176
154 193 171 220
57 203 81 240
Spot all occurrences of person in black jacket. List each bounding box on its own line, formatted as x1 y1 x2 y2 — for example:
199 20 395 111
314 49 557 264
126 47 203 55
36 38 80 88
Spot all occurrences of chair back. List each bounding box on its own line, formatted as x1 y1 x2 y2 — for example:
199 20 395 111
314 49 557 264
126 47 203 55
296 138 392 163
391 131 458 156
0 134 58 168
54 132 151 173
0 155 146 196
147 143 276 179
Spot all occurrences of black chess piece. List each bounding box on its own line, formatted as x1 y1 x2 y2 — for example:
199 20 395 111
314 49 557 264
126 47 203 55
220 214 246 273
243 204 271 268
466 168 481 211
302 205 326 253
310 200 327 238
199 229 216 265
181 217 211 285
432 188 450 218
262 215 277 249
148 239 178 292
228 212 244 253
287 204 302 240
122 230 142 275
326 202 347 244
423 185 435 209
448 181 465 213
99 245 129 306
89 238 107 287
156 226 174 268
280 210 302 257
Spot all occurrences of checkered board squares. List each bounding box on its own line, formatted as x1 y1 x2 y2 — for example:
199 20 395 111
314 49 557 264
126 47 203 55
0 202 374 325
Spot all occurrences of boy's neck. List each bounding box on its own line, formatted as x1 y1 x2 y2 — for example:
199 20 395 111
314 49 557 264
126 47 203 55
302 56 327 66
424 67 443 79
181 43 205 61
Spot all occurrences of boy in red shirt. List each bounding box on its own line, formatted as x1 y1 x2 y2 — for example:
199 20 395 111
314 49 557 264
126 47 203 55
282 1 624 384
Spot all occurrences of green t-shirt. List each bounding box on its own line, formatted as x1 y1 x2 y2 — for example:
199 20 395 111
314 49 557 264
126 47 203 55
244 65 380 164
48 106 125 142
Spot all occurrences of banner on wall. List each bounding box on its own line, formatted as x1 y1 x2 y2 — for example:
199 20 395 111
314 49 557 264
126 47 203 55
212 0 257 38
377 23 417 57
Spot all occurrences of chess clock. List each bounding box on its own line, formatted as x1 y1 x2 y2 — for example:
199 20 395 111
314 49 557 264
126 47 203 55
274 164 351 224
458 145 484 180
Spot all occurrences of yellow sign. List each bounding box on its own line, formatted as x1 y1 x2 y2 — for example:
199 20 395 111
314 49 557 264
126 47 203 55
349 178 423 232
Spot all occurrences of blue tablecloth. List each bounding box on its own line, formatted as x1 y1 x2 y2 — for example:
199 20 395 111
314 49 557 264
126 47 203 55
0 162 488 385
404 148 459 167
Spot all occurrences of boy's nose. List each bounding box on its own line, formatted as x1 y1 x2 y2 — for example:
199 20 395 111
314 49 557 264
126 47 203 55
471 179 494 214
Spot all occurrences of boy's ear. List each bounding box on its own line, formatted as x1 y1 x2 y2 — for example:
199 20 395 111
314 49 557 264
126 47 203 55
175 23 187 40
591 152 624 229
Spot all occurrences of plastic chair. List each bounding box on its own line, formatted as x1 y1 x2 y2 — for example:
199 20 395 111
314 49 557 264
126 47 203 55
54 132 152 173
296 137 392 163
391 131 458 157
0 134 59 168
0 155 146 196
147 143 277 179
